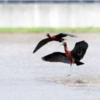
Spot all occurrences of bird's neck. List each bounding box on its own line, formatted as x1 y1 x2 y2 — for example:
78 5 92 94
64 46 70 57
64 46 75 66
49 35 57 40
47 34 51 38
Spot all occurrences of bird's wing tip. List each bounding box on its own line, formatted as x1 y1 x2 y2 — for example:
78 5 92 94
42 57 45 60
42 58 49 62
33 50 35 53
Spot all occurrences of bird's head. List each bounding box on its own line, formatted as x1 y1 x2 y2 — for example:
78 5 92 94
46 33 50 38
63 42 67 48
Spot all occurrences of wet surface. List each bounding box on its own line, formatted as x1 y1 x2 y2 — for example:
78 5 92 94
0 33 100 100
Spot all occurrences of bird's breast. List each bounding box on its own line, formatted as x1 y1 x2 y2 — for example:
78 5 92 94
51 36 59 41
65 51 75 61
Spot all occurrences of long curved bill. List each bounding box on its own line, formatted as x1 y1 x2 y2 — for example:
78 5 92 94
63 39 67 41
56 42 68 49
58 42 65 47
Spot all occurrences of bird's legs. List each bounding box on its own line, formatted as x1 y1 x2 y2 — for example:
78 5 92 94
66 59 74 77
66 65 73 77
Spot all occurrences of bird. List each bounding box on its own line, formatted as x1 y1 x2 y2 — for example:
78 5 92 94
33 33 77 53
42 40 88 66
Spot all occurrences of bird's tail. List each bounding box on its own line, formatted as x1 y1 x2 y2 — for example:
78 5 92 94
75 60 84 66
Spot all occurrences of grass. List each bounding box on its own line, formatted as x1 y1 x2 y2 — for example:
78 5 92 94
0 27 100 33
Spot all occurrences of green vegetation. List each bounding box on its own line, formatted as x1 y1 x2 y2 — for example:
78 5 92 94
0 27 100 33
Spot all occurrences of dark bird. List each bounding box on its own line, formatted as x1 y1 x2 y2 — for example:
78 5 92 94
33 33 77 53
42 41 88 66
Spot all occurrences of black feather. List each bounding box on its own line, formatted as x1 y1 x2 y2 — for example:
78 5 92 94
42 52 70 63
33 38 52 53
71 41 88 60
75 59 84 66
56 33 77 38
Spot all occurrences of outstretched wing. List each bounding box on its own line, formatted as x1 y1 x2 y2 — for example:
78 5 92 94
42 52 70 63
33 38 52 53
55 33 77 38
71 41 88 60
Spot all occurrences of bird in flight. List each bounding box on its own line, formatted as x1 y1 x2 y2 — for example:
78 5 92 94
42 41 88 66
33 33 77 53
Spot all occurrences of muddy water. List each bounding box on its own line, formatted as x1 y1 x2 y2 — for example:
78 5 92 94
0 33 100 100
